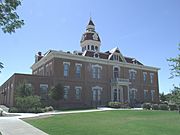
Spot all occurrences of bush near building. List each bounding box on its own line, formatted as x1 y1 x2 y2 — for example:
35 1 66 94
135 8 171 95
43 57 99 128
142 103 151 110
168 104 178 111
108 102 129 108
152 104 159 110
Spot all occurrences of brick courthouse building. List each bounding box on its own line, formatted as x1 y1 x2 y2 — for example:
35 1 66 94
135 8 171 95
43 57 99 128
0 18 160 108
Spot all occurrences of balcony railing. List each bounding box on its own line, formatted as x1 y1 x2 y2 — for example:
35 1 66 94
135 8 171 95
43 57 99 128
111 78 130 85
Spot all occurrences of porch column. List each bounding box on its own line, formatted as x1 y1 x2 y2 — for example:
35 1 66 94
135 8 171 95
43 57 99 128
111 86 114 101
127 85 130 103
120 87 124 102
116 85 119 102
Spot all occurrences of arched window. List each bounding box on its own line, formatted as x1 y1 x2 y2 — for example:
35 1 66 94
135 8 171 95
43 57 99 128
95 46 98 51
91 45 94 51
113 67 119 78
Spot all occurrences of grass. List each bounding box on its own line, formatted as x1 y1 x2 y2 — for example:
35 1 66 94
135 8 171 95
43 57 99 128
25 110 180 135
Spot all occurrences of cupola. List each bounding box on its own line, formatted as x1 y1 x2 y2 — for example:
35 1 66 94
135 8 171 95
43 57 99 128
80 18 101 52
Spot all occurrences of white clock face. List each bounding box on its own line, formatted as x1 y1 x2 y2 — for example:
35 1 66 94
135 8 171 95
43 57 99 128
93 33 98 40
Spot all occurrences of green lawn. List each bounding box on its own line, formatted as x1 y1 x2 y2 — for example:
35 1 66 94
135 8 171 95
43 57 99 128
25 110 180 135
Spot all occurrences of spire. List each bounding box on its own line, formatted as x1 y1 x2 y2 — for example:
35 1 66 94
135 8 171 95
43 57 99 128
86 17 95 31
88 17 95 26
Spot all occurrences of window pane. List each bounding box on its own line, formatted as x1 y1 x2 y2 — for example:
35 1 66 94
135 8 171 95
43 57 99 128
64 64 69 77
76 65 81 78
75 87 81 100
64 87 69 99
40 84 48 100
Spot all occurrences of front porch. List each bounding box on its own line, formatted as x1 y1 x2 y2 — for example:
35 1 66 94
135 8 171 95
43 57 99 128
111 78 131 103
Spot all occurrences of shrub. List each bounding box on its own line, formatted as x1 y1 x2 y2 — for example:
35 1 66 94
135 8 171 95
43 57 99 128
142 103 151 110
152 104 159 110
9 107 19 113
26 108 44 113
108 102 122 108
108 102 129 108
45 106 54 112
169 104 178 111
159 104 169 110
15 96 41 112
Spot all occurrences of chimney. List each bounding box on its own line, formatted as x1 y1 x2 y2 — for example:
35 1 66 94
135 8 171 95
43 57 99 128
35 52 43 63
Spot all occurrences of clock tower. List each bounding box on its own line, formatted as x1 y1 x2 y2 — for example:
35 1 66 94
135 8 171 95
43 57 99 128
80 18 101 52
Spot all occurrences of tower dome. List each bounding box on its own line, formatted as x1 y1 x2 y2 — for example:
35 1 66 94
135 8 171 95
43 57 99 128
80 18 101 52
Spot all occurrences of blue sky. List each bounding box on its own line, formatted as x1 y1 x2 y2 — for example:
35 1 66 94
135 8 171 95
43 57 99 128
0 0 179 93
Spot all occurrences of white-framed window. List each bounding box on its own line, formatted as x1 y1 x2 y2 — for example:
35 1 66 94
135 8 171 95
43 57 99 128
143 72 147 82
40 84 48 100
151 90 155 101
144 90 148 100
130 88 137 100
92 86 102 101
75 86 82 100
150 73 154 84
64 86 70 100
112 55 119 61
113 66 120 78
92 64 102 79
75 64 82 78
63 62 70 77
91 45 94 51
129 69 137 80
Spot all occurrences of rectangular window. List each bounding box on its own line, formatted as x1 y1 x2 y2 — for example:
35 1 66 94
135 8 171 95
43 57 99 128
129 69 136 80
130 89 137 100
63 62 70 77
92 66 101 79
64 86 69 99
150 73 154 84
40 84 48 100
92 90 96 101
144 90 148 100
75 87 82 100
75 64 82 78
151 90 155 101
143 72 147 82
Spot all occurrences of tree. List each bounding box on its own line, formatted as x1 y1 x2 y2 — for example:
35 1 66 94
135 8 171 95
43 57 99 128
170 86 180 105
0 62 3 73
49 83 64 101
0 0 24 33
14 81 41 112
167 44 180 79
15 81 33 97
167 45 180 112
159 92 167 102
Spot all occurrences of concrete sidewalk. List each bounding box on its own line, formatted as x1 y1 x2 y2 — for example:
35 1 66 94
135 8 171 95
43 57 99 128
0 109 103 135
0 117 48 135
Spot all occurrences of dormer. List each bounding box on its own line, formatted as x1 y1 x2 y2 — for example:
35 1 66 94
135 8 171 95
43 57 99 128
108 47 126 62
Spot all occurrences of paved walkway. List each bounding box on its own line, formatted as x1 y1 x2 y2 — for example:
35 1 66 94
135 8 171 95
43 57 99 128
0 117 48 135
0 107 142 135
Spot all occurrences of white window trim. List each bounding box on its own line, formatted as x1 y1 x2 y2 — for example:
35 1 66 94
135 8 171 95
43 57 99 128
40 84 48 88
75 63 82 67
92 64 102 69
75 86 82 89
92 86 103 91
113 66 120 70
129 69 137 74
64 86 70 89
63 62 70 65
